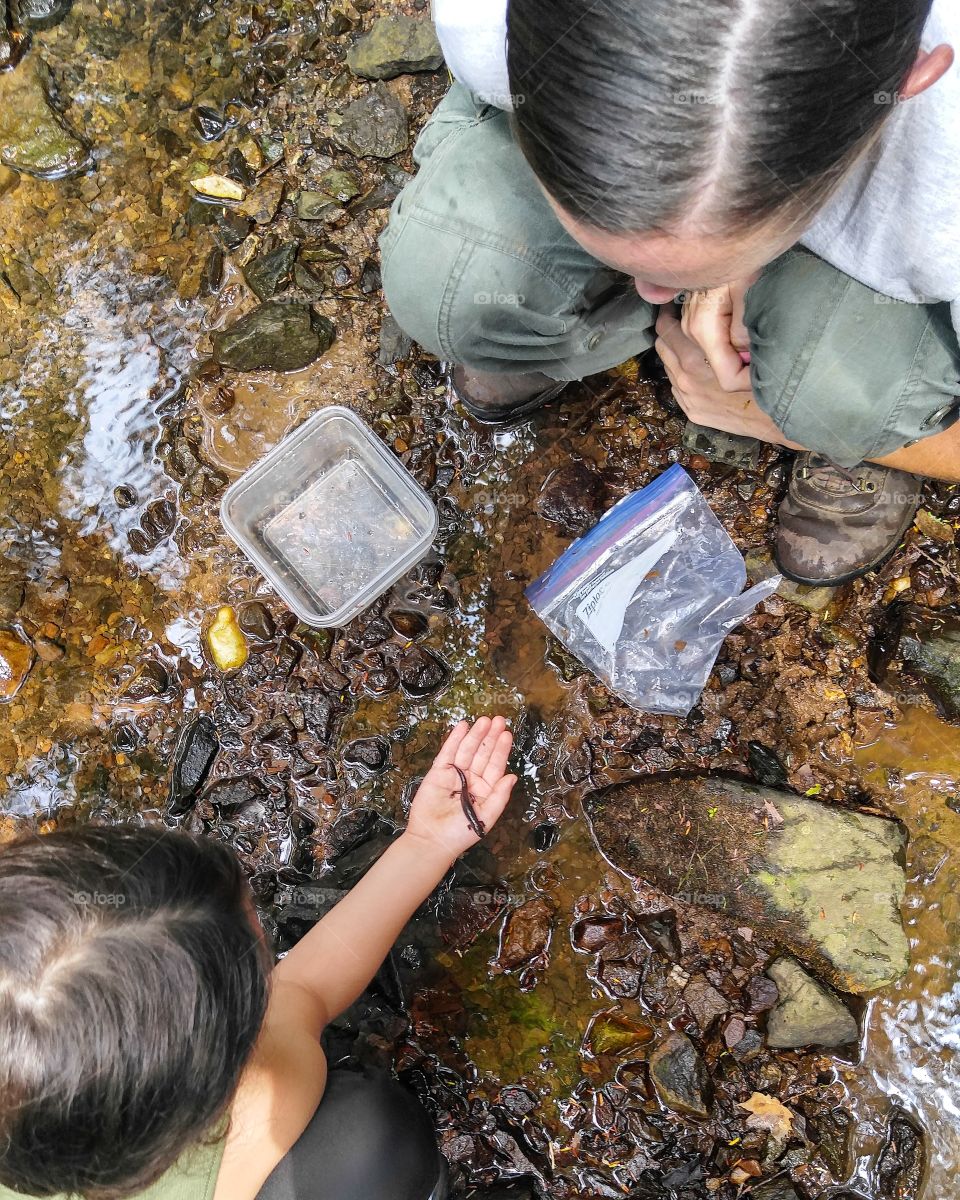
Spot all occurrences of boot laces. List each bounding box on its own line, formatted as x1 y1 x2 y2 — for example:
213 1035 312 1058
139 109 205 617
798 454 878 494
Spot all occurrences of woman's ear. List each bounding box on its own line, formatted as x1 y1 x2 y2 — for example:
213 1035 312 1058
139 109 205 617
900 42 954 101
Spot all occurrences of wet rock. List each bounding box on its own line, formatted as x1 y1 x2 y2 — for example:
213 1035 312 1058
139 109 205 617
801 1100 854 1180
876 1110 926 1200
204 776 267 818
682 974 730 1031
378 314 413 366
582 1010 655 1059
359 258 381 294
765 956 858 1049
215 209 254 249
190 173 245 202
17 0 74 30
212 302 334 372
387 608 428 640
293 189 343 222
346 14 443 79
399 646 451 698
342 735 390 775
682 421 762 470
138 497 177 547
243 242 297 301
747 1181 802 1200
536 460 608 538
192 105 227 141
634 909 680 961
572 915 626 953
239 174 286 225
0 58 90 180
899 624 960 721
746 550 836 615
0 626 34 701
648 1031 710 1119
334 83 408 159
745 973 779 1015
168 716 219 817
747 741 789 788
237 601 276 642
596 959 643 999
206 606 248 672
492 897 554 974
532 821 559 852
122 659 170 700
585 776 909 994
327 808 379 861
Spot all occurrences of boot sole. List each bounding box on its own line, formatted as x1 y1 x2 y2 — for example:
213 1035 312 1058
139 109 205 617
453 377 571 426
774 502 919 588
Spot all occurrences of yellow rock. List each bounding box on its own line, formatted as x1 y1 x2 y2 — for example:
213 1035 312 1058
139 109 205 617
0 627 34 701
206 606 248 671
190 174 246 202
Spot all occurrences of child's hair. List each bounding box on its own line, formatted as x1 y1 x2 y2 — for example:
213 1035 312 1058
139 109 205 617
507 0 934 236
0 826 270 1199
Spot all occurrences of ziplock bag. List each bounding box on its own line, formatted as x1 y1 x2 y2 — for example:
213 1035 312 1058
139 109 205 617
526 464 780 716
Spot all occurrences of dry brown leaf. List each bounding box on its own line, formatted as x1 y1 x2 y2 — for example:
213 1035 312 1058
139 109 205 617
738 1092 795 1141
916 509 956 544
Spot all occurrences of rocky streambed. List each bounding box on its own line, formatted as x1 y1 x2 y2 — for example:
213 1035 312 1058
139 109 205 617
2 3 960 1199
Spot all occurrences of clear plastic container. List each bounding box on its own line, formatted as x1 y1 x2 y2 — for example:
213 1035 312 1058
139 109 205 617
221 406 439 627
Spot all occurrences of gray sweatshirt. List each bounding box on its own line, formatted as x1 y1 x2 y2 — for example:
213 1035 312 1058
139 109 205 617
432 0 960 340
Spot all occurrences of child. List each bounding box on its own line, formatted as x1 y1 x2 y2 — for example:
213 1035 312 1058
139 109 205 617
0 716 516 1200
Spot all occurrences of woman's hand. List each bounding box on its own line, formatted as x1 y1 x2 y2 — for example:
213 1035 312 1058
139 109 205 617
404 716 517 865
655 305 803 448
680 279 755 390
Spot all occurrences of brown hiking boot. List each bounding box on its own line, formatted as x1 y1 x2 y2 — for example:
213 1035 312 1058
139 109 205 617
775 454 921 586
452 365 570 424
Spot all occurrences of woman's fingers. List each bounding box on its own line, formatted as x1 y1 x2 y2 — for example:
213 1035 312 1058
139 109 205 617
481 730 514 789
683 284 754 392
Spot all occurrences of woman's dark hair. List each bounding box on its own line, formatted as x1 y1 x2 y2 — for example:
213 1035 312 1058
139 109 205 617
508 0 934 235
0 826 270 1199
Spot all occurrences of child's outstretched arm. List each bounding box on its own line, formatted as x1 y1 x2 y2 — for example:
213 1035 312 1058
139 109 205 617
273 715 516 1033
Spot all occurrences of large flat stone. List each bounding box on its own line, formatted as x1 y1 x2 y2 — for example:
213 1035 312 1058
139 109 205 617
586 775 908 994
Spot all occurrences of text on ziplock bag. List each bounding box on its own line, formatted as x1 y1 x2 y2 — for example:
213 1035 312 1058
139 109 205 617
526 465 780 716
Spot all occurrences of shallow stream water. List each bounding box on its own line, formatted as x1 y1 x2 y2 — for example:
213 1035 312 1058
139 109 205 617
2 2 959 1198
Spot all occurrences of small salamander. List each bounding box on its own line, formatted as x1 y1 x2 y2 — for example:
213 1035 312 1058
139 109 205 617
452 765 486 838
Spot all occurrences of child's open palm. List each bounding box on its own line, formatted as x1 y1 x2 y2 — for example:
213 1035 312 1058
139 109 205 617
406 716 517 863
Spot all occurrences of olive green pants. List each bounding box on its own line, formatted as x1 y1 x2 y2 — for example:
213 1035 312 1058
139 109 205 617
379 84 960 469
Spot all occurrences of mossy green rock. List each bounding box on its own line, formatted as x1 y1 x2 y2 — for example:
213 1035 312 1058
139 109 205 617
212 302 334 372
586 776 909 994
346 14 444 80
900 628 960 721
334 83 408 159
0 58 90 179
242 243 298 301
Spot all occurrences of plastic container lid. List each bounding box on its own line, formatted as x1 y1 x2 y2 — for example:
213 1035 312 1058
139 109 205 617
221 406 439 627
